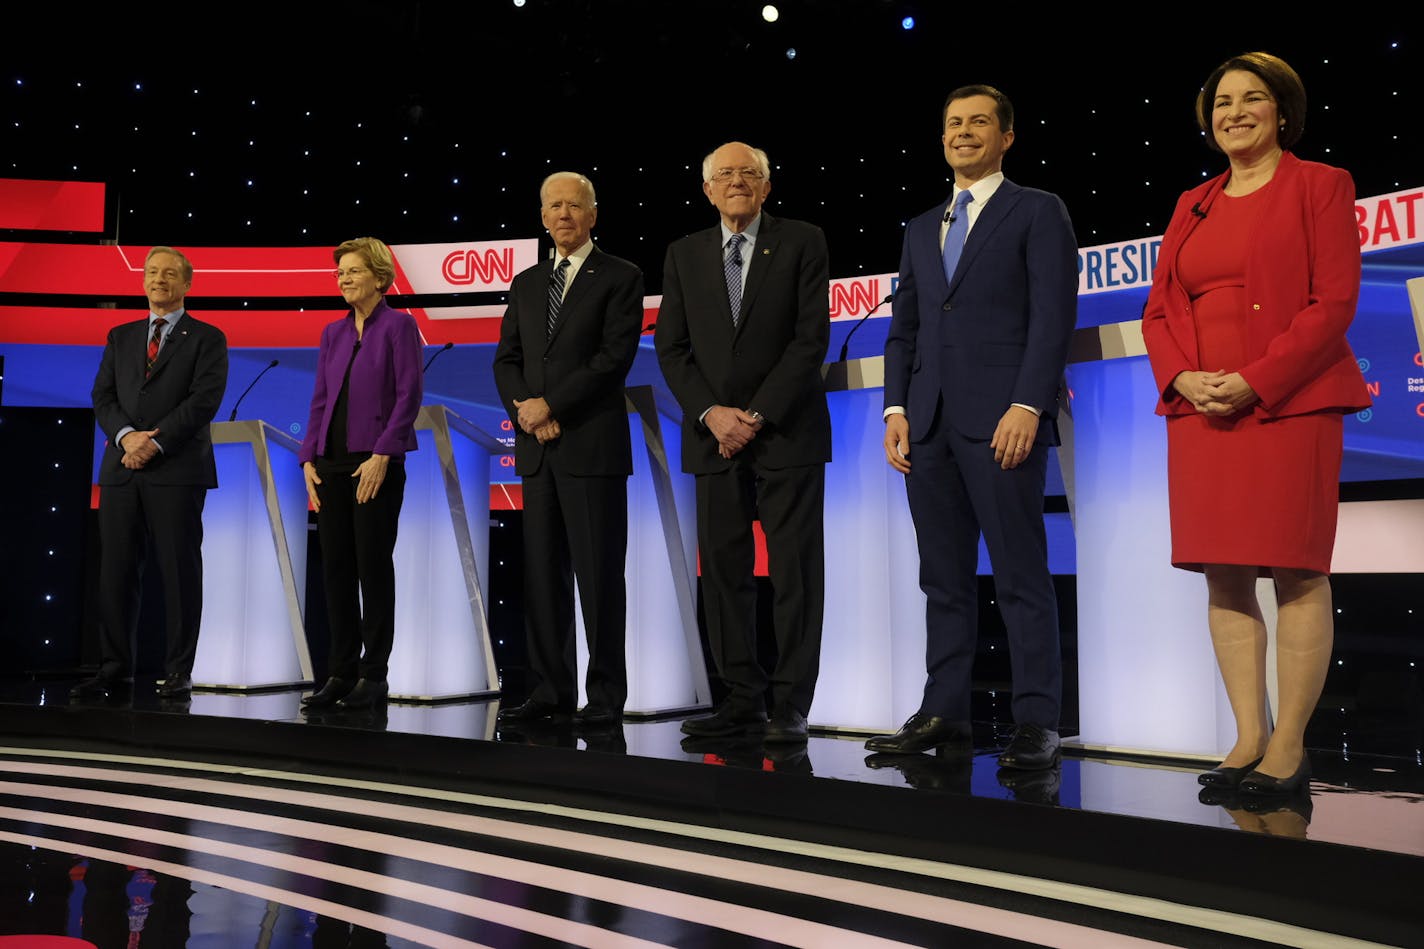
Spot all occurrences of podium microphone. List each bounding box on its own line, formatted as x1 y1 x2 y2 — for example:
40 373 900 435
228 359 279 421
423 341 454 373
837 294 894 362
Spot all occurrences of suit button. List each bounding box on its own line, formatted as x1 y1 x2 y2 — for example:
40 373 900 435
942 303 952 311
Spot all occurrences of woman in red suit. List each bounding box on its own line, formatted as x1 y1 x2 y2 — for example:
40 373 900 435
1141 52 1371 797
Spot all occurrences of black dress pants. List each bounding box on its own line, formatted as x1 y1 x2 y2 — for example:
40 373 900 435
313 457 406 682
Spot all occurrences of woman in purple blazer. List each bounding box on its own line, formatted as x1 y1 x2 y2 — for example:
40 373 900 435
298 237 424 711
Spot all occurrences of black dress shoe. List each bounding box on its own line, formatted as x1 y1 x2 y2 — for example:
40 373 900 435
864 712 971 754
156 674 193 698
1198 756 1264 788
498 699 571 724
680 733 765 767
573 705 623 728
301 677 353 709
680 703 767 737
764 707 809 743
334 678 388 709
997 724 1061 771
1239 756 1312 797
70 674 132 700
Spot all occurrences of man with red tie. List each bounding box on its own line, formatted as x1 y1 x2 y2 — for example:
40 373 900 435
75 246 229 700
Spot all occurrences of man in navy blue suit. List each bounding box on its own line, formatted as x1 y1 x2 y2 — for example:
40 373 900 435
872 85 1078 769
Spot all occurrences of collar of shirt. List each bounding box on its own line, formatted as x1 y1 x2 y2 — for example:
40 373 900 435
148 309 183 342
718 214 762 257
554 239 595 290
939 171 1005 244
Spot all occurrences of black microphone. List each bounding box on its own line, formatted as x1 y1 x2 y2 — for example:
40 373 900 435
1190 202 1207 219
943 208 958 224
228 359 278 422
423 341 454 373
837 294 895 362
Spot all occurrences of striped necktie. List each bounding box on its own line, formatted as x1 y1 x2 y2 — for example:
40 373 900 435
725 233 745 326
546 258 571 338
145 318 166 378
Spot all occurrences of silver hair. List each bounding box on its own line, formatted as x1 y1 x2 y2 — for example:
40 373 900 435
701 143 771 183
539 171 597 206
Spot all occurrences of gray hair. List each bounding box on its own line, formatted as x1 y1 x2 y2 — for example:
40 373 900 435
701 143 771 183
539 171 597 206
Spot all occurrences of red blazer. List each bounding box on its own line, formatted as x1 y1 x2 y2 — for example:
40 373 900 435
1141 151 1371 419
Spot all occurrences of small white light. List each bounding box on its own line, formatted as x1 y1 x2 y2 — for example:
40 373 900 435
762 4 779 22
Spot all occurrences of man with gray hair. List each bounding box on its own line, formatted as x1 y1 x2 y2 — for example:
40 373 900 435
493 172 645 731
655 142 831 743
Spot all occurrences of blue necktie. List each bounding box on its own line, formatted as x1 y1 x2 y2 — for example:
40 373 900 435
941 190 975 283
546 257 570 338
725 233 745 326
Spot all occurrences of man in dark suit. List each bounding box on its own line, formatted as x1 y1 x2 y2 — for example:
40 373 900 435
75 246 229 700
655 141 831 744
872 85 1077 769
492 172 645 730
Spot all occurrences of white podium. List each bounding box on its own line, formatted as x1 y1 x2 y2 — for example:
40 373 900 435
388 404 504 701
575 384 712 716
195 420 313 690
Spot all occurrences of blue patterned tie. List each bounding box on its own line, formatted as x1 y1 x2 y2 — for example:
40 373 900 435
546 257 570 338
725 233 745 326
941 190 975 283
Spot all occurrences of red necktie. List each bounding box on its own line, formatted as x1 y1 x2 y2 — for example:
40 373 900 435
145 318 166 378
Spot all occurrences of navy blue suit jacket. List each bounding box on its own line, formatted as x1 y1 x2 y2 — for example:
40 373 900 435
883 179 1077 444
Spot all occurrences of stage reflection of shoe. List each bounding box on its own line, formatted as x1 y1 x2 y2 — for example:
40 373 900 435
763 743 813 774
1198 756 1264 788
865 750 971 792
502 718 576 748
1198 786 1241 808
1241 791 1314 823
156 674 193 698
1239 757 1312 797
573 705 623 728
70 674 133 701
334 678 388 709
579 726 628 754
301 677 353 709
680 734 765 768
864 712 972 754
498 699 572 724
996 724 1061 771
764 707 808 743
997 764 1062 804
680 703 767 737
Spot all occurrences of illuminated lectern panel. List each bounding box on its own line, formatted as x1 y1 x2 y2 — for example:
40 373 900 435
195 420 312 690
576 384 712 716
388 404 503 702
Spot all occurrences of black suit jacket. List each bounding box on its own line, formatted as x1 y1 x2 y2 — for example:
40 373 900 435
654 212 831 474
492 246 645 476
91 311 230 487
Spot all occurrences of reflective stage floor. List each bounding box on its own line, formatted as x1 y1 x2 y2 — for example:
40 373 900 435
0 675 1420 948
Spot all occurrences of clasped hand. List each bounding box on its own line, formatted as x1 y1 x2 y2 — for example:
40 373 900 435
1173 370 1259 416
706 405 762 459
120 428 161 469
513 396 561 444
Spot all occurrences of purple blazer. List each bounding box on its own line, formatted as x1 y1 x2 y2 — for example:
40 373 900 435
299 298 424 463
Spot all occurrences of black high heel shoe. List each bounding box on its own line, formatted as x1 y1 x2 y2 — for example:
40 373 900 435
1239 756 1312 797
1198 756 1264 788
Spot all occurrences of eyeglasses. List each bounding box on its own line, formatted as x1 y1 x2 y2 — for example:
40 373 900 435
709 167 766 183
333 267 369 279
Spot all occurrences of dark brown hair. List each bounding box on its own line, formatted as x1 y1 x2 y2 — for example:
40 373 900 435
943 84 1014 132
1195 51 1306 152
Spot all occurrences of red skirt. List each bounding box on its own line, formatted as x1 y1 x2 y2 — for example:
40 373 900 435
1165 410 1343 574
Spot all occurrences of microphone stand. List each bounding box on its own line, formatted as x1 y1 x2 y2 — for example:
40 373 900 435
228 359 279 421
423 341 454 373
837 294 894 362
